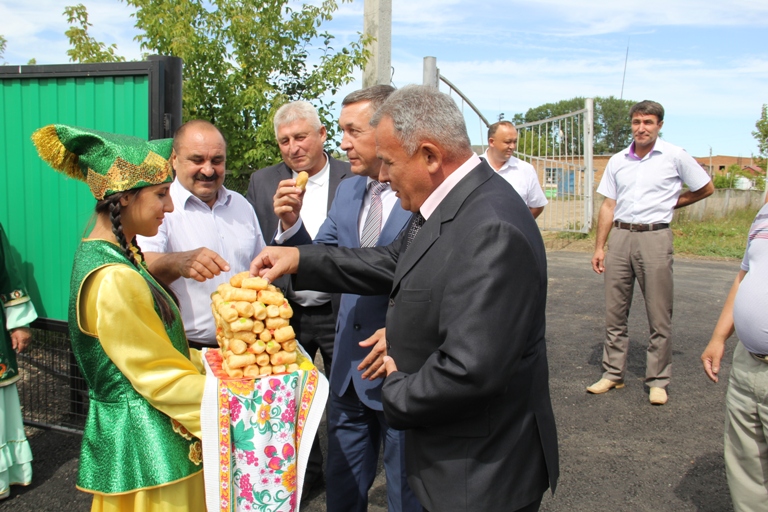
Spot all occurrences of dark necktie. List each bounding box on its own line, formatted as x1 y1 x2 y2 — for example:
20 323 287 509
405 212 425 250
360 181 388 247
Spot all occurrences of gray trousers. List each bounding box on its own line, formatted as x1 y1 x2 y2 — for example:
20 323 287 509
602 227 674 388
724 342 768 511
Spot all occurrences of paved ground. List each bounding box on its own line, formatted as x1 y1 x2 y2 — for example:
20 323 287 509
0 249 742 511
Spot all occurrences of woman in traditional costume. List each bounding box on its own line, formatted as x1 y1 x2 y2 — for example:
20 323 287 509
0 222 35 499
32 125 206 512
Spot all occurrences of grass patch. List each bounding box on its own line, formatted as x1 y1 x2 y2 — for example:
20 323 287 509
672 208 758 259
551 207 759 259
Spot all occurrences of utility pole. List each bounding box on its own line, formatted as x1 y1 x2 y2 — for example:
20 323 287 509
363 0 392 87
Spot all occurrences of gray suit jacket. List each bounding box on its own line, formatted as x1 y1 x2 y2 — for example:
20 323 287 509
245 153 350 243
294 161 559 511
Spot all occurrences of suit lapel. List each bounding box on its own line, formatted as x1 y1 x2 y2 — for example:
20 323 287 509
379 200 411 246
391 162 495 291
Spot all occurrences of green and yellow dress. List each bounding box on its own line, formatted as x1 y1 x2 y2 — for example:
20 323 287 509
69 239 206 512
0 223 35 497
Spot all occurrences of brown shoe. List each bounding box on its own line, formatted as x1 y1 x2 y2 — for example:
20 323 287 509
586 378 625 394
649 387 668 405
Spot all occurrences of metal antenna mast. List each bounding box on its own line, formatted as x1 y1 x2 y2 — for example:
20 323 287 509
620 39 629 100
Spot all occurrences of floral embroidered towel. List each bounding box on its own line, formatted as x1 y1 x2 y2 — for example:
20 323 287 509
202 349 329 511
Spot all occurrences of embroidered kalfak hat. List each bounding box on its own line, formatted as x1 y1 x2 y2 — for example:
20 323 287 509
31 124 173 200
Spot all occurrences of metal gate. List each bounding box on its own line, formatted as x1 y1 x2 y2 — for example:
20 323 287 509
516 100 594 233
423 57 594 233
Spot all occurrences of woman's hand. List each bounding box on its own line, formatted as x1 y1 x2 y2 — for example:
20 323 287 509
10 327 32 353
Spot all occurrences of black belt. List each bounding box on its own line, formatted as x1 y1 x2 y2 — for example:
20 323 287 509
750 353 768 364
613 221 669 232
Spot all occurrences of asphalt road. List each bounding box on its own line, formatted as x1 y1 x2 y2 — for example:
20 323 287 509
0 250 742 511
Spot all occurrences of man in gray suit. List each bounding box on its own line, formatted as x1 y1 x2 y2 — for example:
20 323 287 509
251 85 559 512
245 100 349 496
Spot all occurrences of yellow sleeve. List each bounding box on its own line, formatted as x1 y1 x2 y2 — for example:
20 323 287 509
79 264 205 438
189 348 206 374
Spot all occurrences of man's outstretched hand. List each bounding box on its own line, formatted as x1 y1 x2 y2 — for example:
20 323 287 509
249 247 300 283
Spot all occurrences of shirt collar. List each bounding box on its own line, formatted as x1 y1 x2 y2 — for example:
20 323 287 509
420 153 482 220
627 138 664 160
291 152 329 184
482 149 518 172
171 178 232 210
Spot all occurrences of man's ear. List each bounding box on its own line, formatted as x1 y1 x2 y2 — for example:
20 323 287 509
170 150 178 177
419 142 443 175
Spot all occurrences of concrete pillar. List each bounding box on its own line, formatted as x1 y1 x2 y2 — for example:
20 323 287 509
423 56 438 88
363 0 392 87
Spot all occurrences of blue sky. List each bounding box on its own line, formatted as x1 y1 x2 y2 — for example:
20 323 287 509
3 0 767 159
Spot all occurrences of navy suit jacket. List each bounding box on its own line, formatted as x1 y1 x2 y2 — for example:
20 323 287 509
285 176 411 408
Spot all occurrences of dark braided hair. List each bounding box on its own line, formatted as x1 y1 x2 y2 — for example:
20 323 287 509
96 191 179 325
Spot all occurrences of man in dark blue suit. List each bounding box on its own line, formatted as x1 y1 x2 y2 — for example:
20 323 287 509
271 85 420 512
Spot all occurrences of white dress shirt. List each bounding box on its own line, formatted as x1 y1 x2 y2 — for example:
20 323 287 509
357 178 397 240
137 179 266 345
483 150 548 209
597 138 711 224
286 156 332 307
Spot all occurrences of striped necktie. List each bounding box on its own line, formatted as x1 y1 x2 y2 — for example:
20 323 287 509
360 181 388 247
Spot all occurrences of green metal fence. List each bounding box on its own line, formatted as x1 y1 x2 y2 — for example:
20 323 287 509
1 58 182 433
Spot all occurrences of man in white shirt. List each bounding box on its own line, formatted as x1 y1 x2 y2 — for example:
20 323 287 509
588 100 714 405
137 120 266 348
483 121 547 219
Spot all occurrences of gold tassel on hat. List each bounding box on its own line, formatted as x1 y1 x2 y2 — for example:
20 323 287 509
31 125 85 182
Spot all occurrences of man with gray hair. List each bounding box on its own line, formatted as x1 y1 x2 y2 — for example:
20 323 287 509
245 100 349 498
250 85 559 512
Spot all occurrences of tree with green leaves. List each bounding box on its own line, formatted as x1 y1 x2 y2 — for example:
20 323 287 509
753 104 768 172
512 96 635 156
64 5 126 63
0 35 6 61
64 1 368 175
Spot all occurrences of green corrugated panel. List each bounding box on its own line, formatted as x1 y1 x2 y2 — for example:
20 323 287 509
0 74 149 321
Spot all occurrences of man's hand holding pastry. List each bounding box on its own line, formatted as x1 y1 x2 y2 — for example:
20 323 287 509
273 172 308 231
250 247 300 284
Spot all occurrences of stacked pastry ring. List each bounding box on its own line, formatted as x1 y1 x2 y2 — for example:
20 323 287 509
211 271 300 378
